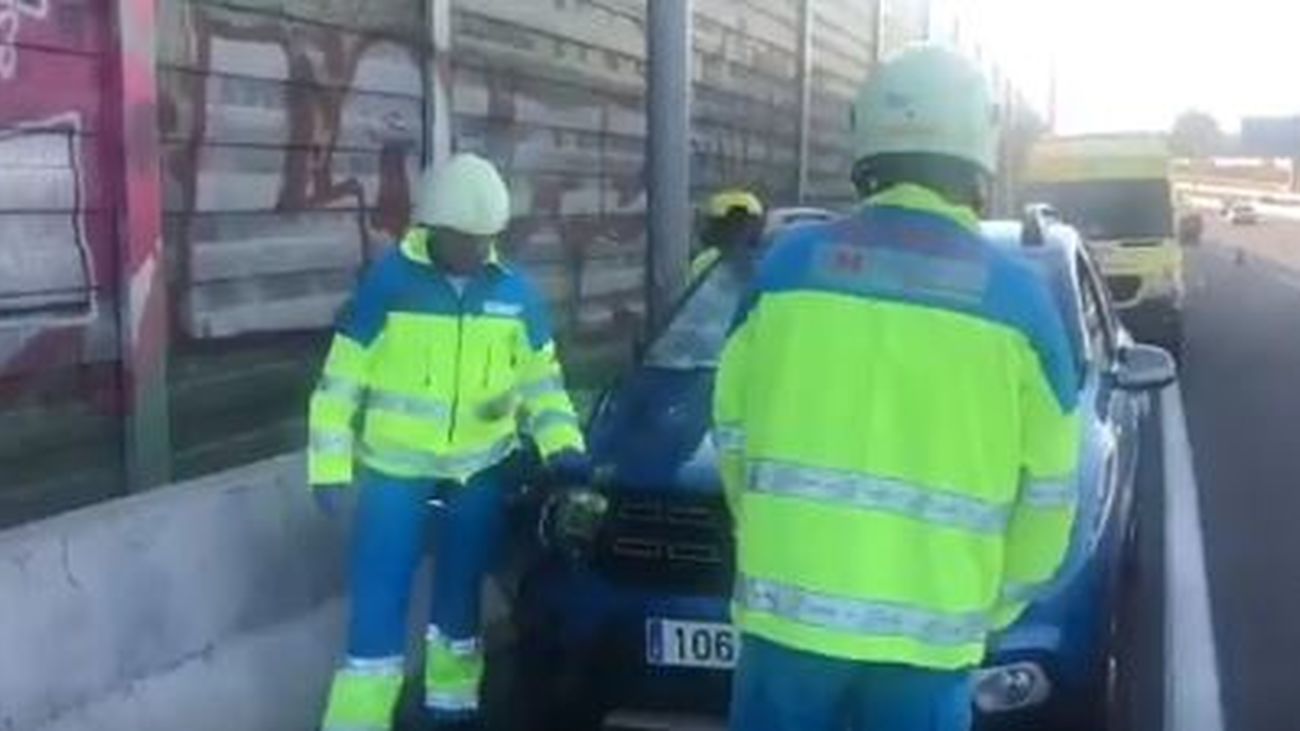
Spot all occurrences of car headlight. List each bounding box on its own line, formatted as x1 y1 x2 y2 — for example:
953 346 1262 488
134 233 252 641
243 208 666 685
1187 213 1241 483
972 662 1051 712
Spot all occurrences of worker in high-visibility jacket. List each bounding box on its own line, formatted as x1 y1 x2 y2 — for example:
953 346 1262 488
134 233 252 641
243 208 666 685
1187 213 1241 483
309 153 589 730
690 189 765 282
715 47 1082 731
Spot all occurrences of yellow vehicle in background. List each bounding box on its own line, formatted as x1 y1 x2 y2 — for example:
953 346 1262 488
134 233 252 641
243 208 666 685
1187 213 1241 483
1023 133 1184 356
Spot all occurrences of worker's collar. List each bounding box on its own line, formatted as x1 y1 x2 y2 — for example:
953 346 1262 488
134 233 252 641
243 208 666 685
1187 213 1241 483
399 226 508 274
866 184 980 233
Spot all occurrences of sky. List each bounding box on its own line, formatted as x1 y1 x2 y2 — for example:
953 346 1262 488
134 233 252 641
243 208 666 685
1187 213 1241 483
935 0 1300 134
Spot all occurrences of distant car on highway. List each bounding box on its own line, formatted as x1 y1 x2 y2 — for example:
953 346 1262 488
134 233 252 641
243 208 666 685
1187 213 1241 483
1224 200 1259 225
510 211 1177 731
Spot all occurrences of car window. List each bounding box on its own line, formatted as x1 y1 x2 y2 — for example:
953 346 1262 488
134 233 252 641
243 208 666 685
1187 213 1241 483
644 258 750 369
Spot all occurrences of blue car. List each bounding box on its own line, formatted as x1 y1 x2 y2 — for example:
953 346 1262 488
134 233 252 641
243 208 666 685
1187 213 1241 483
512 211 1175 730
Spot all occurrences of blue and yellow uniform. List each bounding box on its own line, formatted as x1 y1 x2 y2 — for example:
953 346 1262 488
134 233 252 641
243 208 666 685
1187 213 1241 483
716 185 1081 729
309 227 583 488
310 215 583 727
716 46 1082 731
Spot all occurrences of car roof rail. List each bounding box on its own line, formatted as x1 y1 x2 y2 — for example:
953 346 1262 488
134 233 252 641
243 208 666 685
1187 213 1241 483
1021 203 1060 247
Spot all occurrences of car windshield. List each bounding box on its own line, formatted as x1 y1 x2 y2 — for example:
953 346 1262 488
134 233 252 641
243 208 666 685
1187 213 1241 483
644 258 751 369
1024 179 1173 240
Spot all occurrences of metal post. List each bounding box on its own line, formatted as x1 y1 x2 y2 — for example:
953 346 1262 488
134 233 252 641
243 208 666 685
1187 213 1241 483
646 0 692 328
795 0 814 203
428 0 452 169
113 0 171 489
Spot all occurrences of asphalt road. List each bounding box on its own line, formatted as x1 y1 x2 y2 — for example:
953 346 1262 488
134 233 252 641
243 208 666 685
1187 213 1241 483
1180 215 1300 731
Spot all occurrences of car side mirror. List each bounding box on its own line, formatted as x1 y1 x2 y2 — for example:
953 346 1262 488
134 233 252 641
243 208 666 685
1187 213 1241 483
1112 343 1177 391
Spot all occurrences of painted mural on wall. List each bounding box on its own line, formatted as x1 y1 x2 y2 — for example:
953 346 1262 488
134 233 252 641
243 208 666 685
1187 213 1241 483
158 0 427 338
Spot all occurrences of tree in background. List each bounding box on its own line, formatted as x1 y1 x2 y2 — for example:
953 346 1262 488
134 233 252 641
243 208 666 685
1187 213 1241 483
1171 110 1226 159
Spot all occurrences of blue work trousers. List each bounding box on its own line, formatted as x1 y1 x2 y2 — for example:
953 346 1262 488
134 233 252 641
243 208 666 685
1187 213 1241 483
346 465 507 659
729 634 972 731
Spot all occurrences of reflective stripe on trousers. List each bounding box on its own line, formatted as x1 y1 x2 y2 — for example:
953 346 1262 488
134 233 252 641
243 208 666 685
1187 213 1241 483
737 575 988 647
358 437 516 479
320 655 403 731
426 691 480 713
425 625 483 715
747 459 1012 535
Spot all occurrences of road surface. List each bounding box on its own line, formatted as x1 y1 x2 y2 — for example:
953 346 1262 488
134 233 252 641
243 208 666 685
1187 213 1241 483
1181 215 1300 731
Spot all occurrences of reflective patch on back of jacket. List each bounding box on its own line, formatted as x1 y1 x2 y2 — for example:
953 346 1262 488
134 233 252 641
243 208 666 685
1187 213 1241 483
812 242 990 307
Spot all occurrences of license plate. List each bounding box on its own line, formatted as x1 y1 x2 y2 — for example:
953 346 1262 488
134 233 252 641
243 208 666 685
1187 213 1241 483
645 618 738 669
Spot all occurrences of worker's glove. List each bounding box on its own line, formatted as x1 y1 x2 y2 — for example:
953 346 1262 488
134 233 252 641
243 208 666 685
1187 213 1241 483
547 449 593 487
538 487 609 561
311 484 348 517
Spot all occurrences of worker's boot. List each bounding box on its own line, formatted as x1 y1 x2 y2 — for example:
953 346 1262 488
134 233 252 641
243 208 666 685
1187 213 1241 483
320 655 404 731
424 626 484 724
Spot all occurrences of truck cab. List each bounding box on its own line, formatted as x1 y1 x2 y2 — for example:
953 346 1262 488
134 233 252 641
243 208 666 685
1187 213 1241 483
1022 134 1185 357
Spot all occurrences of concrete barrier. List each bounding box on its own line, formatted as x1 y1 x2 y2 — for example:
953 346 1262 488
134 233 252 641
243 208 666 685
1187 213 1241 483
0 454 346 731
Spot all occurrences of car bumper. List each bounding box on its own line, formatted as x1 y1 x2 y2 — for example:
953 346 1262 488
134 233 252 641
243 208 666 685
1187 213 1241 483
526 564 1102 723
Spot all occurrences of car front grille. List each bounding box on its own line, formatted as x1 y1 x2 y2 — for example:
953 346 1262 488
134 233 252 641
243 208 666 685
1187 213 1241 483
596 492 734 593
1105 275 1142 303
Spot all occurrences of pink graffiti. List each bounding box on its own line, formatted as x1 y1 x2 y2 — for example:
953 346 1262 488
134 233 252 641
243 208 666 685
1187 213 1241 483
0 0 50 82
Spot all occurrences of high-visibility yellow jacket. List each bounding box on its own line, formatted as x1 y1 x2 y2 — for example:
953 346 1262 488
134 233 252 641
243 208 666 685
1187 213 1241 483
714 184 1082 670
308 228 584 486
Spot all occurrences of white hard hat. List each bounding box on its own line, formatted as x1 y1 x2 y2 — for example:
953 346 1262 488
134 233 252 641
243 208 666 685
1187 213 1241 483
414 153 511 235
851 46 1000 175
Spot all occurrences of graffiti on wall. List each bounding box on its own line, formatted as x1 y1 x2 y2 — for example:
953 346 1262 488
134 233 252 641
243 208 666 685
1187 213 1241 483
0 0 50 81
452 2 650 339
0 0 117 392
159 2 427 337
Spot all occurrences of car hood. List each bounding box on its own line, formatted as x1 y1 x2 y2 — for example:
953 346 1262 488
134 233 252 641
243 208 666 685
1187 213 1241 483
587 367 722 494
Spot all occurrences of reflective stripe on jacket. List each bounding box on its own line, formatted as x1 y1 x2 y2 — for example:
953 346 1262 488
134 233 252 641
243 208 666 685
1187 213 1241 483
714 184 1082 669
308 228 584 486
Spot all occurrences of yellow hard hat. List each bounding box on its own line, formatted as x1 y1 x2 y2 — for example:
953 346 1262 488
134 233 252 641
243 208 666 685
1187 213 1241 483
704 189 764 219
414 153 511 235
